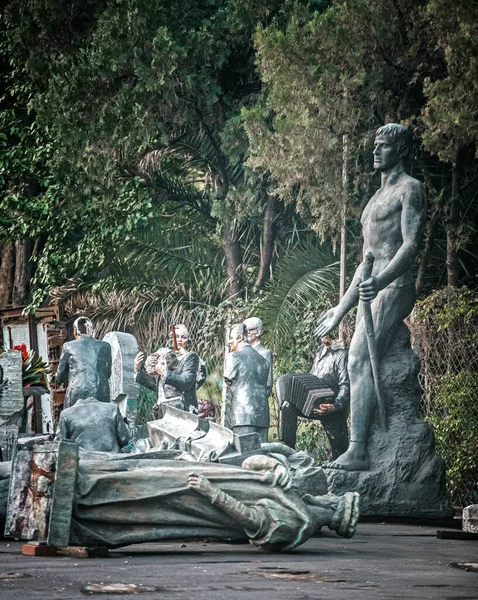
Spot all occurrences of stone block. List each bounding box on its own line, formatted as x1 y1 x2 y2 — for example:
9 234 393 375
47 441 79 547
326 324 452 518
463 505 478 534
22 543 57 556
4 436 58 540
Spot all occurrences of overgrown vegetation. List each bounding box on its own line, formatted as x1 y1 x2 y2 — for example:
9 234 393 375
412 287 478 507
426 371 478 507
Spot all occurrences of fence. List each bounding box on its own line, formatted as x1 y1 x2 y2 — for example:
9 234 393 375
410 287 478 508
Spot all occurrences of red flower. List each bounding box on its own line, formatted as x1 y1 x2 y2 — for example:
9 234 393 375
13 343 29 360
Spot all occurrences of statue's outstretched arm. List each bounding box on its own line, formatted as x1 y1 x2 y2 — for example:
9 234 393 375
187 472 262 533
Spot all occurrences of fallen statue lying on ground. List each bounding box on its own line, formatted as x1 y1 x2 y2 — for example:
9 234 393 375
71 453 359 551
5 439 359 552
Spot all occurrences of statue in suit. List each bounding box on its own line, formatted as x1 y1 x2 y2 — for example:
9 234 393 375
224 323 270 442
56 317 112 409
243 317 273 398
56 396 130 453
134 325 200 413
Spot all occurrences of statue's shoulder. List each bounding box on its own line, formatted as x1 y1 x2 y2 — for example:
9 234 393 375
398 172 424 194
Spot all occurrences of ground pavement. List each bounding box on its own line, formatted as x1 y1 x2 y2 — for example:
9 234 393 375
0 523 477 600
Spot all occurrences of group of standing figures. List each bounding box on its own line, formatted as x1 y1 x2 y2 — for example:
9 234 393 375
56 123 427 469
55 313 351 460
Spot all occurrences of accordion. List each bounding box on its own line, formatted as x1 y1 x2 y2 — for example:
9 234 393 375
281 373 335 417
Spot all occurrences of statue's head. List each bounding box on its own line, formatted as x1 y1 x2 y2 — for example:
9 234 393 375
145 347 178 375
242 317 263 345
73 316 94 338
228 323 247 353
169 324 190 351
374 123 413 170
198 399 216 419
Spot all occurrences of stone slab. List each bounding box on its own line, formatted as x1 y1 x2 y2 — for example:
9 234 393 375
0 351 24 461
103 332 140 421
47 441 79 548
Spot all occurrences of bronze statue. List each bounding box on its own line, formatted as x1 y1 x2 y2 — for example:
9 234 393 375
56 317 112 408
278 335 349 459
134 324 203 413
224 323 270 442
68 453 359 550
56 396 130 453
242 317 273 398
315 124 427 471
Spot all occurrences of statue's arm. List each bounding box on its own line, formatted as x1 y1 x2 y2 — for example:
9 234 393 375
55 345 70 384
196 357 207 390
187 473 262 533
266 350 273 396
135 369 158 392
314 272 361 338
242 454 292 490
164 353 199 391
223 353 238 386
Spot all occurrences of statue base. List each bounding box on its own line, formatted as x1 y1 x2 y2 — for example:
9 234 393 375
325 324 452 518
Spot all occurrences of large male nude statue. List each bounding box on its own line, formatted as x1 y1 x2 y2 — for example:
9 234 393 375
314 123 427 471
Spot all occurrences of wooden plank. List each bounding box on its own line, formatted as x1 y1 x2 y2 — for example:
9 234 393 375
47 441 79 548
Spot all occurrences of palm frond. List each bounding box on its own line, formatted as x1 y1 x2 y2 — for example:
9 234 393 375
261 241 345 351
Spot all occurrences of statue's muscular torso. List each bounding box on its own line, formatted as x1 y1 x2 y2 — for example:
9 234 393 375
361 173 424 288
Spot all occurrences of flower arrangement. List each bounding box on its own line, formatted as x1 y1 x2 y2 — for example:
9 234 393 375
12 344 50 388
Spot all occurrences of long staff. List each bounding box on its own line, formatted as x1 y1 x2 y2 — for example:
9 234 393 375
361 252 387 430
170 324 179 352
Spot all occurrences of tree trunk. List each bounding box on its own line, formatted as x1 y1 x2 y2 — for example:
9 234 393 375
0 239 34 308
338 133 349 343
446 152 461 287
12 239 33 306
222 219 243 300
415 164 443 297
415 208 439 297
0 241 15 307
253 193 278 293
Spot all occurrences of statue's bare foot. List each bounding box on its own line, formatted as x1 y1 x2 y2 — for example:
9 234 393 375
324 445 369 471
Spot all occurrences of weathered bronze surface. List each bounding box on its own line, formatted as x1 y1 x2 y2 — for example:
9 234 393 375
313 124 450 517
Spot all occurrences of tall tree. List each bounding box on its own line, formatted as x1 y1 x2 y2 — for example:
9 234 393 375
421 0 478 287
2 0 307 302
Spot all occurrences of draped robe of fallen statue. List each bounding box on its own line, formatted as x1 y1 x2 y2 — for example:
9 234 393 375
69 454 359 551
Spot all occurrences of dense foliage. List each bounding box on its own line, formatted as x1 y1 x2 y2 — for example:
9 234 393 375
426 371 478 507
0 0 477 309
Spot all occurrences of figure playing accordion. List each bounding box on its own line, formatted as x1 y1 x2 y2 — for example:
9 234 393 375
276 335 350 459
